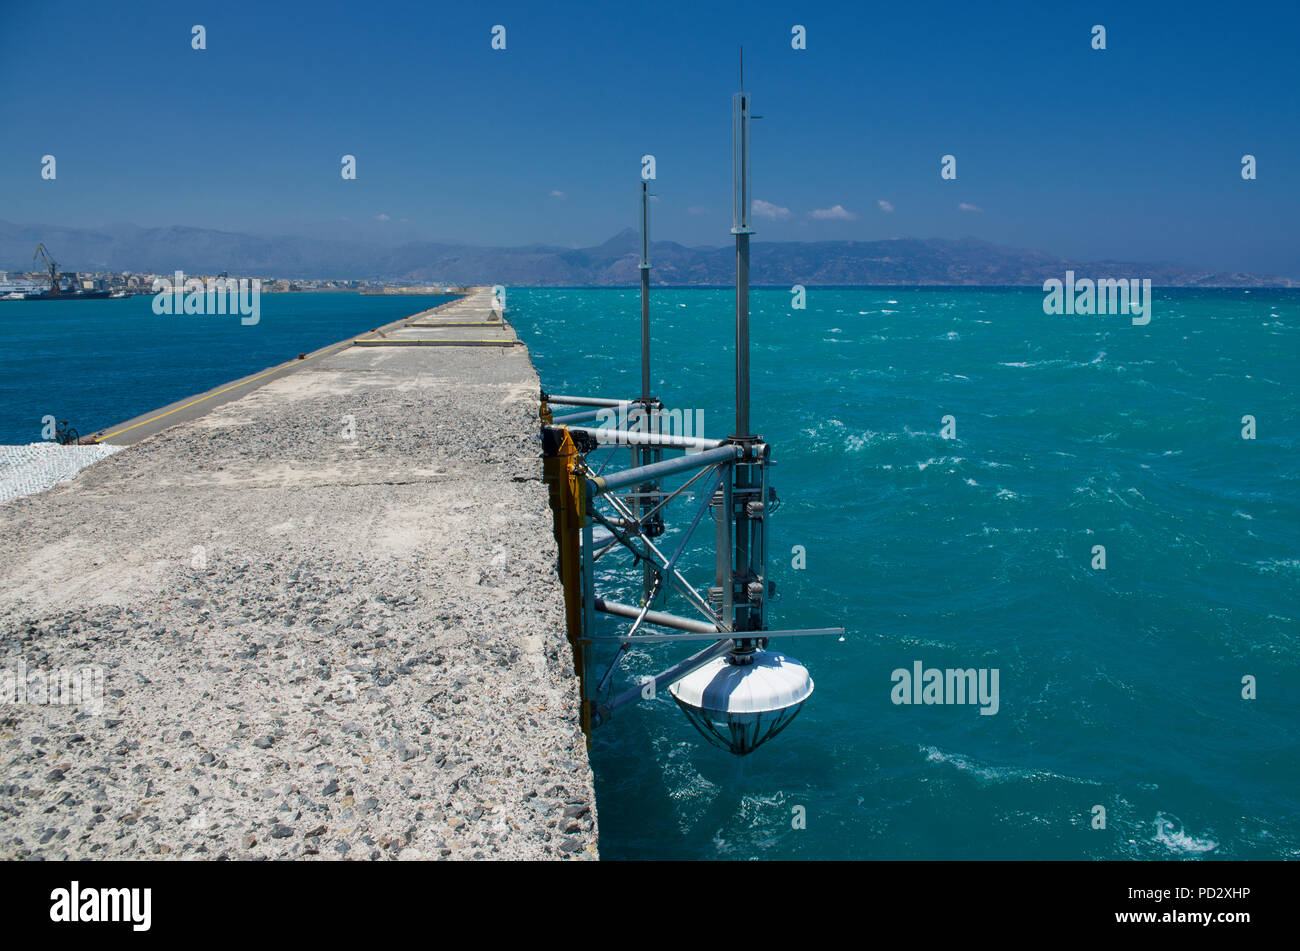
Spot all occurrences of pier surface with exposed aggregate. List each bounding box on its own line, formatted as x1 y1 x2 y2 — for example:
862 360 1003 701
0 288 598 860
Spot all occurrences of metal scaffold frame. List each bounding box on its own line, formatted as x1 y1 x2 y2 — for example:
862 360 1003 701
541 75 844 754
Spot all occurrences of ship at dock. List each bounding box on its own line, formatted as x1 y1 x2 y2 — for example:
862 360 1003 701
0 243 113 301
1 286 114 301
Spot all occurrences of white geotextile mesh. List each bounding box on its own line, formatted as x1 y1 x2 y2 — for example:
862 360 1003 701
0 443 123 505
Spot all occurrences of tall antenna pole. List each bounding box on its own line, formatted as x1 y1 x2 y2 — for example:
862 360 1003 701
713 61 765 653
732 65 753 439
639 179 651 402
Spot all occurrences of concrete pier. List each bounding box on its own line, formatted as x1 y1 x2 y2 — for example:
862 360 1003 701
0 288 598 860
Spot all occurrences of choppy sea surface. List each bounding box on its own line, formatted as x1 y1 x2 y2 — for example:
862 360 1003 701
0 293 455 444
509 286 1300 860
1 286 1295 860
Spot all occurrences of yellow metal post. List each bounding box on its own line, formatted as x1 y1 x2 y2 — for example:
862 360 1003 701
542 420 592 739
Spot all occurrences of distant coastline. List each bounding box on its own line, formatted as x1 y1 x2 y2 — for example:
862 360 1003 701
3 222 1296 288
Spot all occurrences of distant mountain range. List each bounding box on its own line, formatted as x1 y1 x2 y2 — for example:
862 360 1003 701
2 221 1295 287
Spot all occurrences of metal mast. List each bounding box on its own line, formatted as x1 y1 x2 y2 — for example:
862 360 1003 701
718 63 765 652
732 78 753 439
539 68 844 753
637 176 663 606
640 179 651 402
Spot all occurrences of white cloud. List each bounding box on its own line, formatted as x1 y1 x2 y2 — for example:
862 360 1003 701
958 202 983 213
810 204 858 221
751 199 791 220
877 200 894 213
374 213 390 221
548 189 566 199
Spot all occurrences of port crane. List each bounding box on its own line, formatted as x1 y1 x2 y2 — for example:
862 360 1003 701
33 243 61 295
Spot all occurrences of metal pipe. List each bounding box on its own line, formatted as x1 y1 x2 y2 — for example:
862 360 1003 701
588 503 719 625
736 232 751 437
595 643 628 696
585 625 846 644
715 464 733 627
623 585 658 640
592 535 623 562
545 395 627 408
589 445 738 496
592 445 620 477
596 637 734 725
640 180 652 403
732 89 754 439
551 408 605 426
557 425 727 452
653 466 724 585
593 598 720 634
636 460 715 527
640 269 651 400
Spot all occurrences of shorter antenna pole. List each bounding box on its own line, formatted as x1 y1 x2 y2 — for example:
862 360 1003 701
638 177 659 606
639 180 651 402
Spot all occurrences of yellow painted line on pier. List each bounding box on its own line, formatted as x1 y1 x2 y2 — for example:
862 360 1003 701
352 338 520 347
405 321 507 328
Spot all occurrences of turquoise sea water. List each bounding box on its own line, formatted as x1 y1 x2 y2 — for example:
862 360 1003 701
0 293 455 444
1 286 1295 861
509 287 1300 860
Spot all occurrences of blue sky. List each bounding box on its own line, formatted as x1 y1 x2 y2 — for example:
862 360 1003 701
2 0 1297 276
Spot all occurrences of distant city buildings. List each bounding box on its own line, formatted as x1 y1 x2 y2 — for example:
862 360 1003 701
0 268 464 300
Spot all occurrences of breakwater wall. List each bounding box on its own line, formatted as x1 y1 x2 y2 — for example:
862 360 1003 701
0 288 598 860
